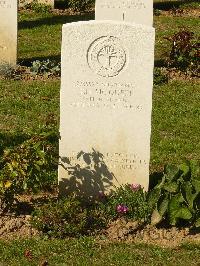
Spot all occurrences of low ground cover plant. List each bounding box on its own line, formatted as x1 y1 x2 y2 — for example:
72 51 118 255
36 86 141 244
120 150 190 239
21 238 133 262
31 196 107 237
0 131 58 211
31 184 149 237
30 60 61 77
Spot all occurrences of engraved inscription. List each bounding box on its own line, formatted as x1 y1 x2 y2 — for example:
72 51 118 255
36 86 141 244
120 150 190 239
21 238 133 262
87 36 126 77
70 80 143 110
64 151 147 171
99 0 146 9
0 1 11 8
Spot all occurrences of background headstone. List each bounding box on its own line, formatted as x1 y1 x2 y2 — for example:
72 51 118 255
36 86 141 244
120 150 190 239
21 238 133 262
59 21 155 196
0 0 18 66
95 0 153 26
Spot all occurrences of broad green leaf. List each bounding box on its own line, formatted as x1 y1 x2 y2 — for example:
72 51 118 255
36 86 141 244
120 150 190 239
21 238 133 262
147 188 161 210
179 162 190 179
182 181 198 208
158 194 169 216
151 208 162 225
195 218 200 227
163 182 179 193
177 208 193 220
164 164 181 181
169 194 192 225
191 179 200 193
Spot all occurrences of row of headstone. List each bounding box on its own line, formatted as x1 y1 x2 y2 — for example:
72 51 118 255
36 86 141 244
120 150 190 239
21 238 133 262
59 0 155 196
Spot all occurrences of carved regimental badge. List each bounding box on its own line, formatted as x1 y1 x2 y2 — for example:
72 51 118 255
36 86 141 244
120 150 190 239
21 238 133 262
87 36 126 77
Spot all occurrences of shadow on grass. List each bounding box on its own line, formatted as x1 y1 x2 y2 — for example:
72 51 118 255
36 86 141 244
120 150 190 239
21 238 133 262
18 12 94 30
0 132 29 156
154 0 198 10
0 130 59 156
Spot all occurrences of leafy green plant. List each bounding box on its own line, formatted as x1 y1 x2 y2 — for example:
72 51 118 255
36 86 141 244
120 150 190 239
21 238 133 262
68 0 94 12
0 131 58 211
165 30 200 76
31 196 107 237
148 160 200 227
30 60 61 76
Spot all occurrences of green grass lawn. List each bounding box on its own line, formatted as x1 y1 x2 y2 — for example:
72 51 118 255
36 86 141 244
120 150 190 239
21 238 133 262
18 3 200 63
0 238 200 266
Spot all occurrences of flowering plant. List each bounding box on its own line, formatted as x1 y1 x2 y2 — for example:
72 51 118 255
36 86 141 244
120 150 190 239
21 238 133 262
130 183 141 192
103 183 149 222
116 204 129 214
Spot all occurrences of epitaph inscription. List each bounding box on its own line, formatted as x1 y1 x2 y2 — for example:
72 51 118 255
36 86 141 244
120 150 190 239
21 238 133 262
65 151 147 170
69 80 144 110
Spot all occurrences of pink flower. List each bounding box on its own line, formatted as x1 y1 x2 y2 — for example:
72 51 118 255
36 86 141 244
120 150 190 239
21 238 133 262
116 204 129 214
130 183 141 192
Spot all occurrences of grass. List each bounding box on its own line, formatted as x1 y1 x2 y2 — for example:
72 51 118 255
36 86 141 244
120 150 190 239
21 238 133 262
0 238 200 265
0 79 59 133
151 81 200 171
18 4 200 64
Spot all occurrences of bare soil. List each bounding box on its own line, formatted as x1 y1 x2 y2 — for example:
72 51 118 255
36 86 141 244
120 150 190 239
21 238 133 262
159 8 200 18
1 208 200 247
101 218 200 247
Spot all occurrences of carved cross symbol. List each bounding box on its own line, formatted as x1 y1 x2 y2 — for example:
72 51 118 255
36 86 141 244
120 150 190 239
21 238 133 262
98 45 118 68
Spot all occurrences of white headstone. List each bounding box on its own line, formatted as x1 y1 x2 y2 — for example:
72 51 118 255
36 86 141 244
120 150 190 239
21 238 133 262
59 21 155 196
0 0 17 66
95 0 153 26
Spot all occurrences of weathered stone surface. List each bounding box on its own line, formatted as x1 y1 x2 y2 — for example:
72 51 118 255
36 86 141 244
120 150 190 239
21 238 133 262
0 0 18 66
59 21 155 196
95 0 153 26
